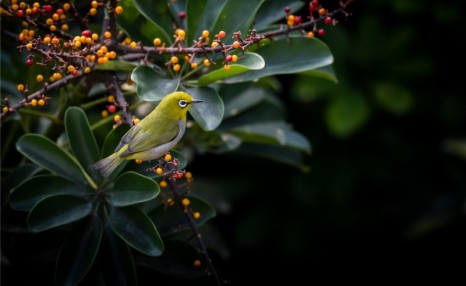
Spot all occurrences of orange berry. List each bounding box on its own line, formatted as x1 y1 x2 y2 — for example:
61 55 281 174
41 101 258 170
38 99 45 106
232 41 240 49
160 180 167 188
182 198 190 206
133 118 140 125
91 1 99 8
61 24 69 31
17 84 25 92
202 30 209 38
218 30 226 38
193 212 201 219
185 172 192 179
101 110 109 118
173 64 180 72
164 153 172 161
191 62 198 69
26 43 32 50
170 56 179 64
156 167 163 174
135 159 143 164
115 6 123 15
104 31 112 39
224 64 230 71
36 74 43 82
153 38 161 46
84 67 91 73
63 3 71 10
318 8 326 16
130 41 137 48
113 114 121 122
30 99 37 107
203 59 210 66
107 95 115 103
89 8 97 16
307 31 314 38
193 260 202 267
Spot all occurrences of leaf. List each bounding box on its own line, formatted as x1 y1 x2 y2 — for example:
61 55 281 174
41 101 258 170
230 121 311 153
100 224 137 286
27 195 93 232
102 124 131 158
16 134 89 186
117 0 171 45
374 82 413 115
134 0 175 38
131 66 180 101
198 52 265 86
325 92 370 137
254 1 305 31
65 107 102 181
299 64 338 83
222 87 267 119
184 86 224 131
109 206 164 256
225 37 333 83
94 60 138 72
186 0 225 44
9 175 84 212
111 171 160 207
148 194 216 236
56 216 102 286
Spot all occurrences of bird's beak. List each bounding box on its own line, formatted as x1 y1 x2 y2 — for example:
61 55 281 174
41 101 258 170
191 99 203 104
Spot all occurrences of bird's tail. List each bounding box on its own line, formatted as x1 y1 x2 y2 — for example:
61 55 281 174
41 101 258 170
94 152 123 177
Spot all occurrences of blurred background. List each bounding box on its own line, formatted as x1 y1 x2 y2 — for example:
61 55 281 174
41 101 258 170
187 0 466 282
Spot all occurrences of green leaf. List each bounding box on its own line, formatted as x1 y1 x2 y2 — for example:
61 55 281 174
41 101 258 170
16 134 89 186
325 92 370 137
131 66 180 101
109 206 164 256
111 171 160 207
230 121 311 153
222 86 267 120
94 60 138 72
299 65 338 83
185 86 224 131
100 224 137 286
148 194 216 236
133 0 175 39
254 1 305 31
225 37 333 83
27 195 93 232
118 0 171 45
10 175 84 212
102 124 131 158
186 0 225 44
374 82 413 115
56 216 102 286
65 107 102 181
198 52 265 86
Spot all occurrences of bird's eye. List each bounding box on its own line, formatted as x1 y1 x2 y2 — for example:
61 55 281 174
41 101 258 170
178 100 188 108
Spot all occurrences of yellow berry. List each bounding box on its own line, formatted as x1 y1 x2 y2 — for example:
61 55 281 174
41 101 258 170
133 118 140 125
38 99 45 106
232 54 238 62
100 46 108 53
17 84 25 92
153 38 161 46
193 212 201 219
181 198 190 206
164 153 172 161
107 95 115 103
202 30 209 38
2 106 9 113
318 8 326 16
36 74 43 82
173 64 180 72
193 260 202 267
307 31 314 38
104 31 112 39
91 33 99 41
160 180 167 188
156 167 163 174
170 56 179 64
84 67 91 73
91 1 99 8
52 13 59 21
30 99 37 107
211 41 219 48
185 172 192 179
63 3 71 10
67 65 75 73
115 6 123 15
108 51 117 59
130 41 137 48
89 8 97 16
49 25 57 32
46 18 53 26
61 24 69 31
53 72 62 80
135 159 143 164
26 43 32 50
224 64 230 71
191 62 198 69
114 114 121 122
101 110 109 118
232 41 240 49
203 59 210 66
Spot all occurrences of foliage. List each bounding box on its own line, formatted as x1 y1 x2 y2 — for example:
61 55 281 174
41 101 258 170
1 0 353 285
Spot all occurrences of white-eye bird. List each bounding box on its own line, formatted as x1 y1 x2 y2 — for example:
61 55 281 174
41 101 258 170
94 91 201 177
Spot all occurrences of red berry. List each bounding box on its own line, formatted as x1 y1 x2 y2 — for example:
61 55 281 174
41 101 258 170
225 55 232 62
317 28 325 36
178 11 186 20
71 69 78 76
284 6 291 13
42 5 53 13
294 16 302 24
16 10 24 17
176 172 184 179
108 105 116 113
56 8 64 15
26 59 34 66
324 16 332 24
32 7 39 14
311 0 319 6
81 29 92 37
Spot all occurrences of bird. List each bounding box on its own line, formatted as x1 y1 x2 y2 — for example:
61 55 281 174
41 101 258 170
94 91 201 177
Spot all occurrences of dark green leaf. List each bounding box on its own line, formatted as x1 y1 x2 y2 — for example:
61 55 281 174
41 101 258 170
16 134 89 186
109 206 164 256
254 1 305 31
131 66 180 102
134 0 175 39
56 216 102 286
101 224 137 286
148 194 216 236
225 37 333 83
230 121 311 153
185 86 224 131
299 64 338 83
118 0 171 45
65 107 102 182
374 82 413 115
186 0 224 44
222 87 267 120
27 195 93 232
111 171 160 207
94 60 138 72
10 175 84 212
198 52 265 86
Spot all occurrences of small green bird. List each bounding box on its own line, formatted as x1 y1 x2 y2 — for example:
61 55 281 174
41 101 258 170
94 91 201 177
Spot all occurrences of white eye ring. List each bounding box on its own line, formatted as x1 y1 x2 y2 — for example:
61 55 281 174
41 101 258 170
178 100 188 108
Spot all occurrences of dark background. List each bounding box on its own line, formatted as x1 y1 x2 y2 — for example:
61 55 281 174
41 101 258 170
191 0 466 282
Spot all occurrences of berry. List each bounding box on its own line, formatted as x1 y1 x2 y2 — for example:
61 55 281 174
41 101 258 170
178 11 186 20
218 30 226 38
203 59 210 66
232 41 240 49
160 180 167 188
108 105 116 113
16 9 24 17
113 114 121 122
82 29 92 37
156 167 163 174
164 153 172 161
284 6 291 14
182 198 190 206
193 212 201 219
185 172 192 179
30 99 38 106
191 62 198 69
224 64 230 71
317 28 325 36
173 64 180 72
104 31 112 39
38 99 46 106
84 67 91 73
36 74 43 82
135 159 143 164
115 6 123 15
153 38 161 46
67 65 75 73
176 172 184 179
211 41 219 48
202 30 209 38
89 8 97 16
307 31 314 37
63 3 71 11
107 95 115 103
170 56 179 64
193 259 202 267
294 16 302 24
26 59 34 66
324 16 332 24
232 55 238 62
101 110 109 118
42 5 53 13
133 118 140 125
91 1 99 8
71 69 78 76
17 84 25 92
226 55 233 62
318 8 326 16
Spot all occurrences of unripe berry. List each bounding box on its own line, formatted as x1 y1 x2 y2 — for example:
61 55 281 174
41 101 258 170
211 41 219 48
113 114 121 122
153 38 161 46
63 3 71 11
30 99 37 106
185 172 192 179
133 118 140 125
101 110 109 118
193 259 202 267
36 74 43 82
191 62 198 69
202 30 209 38
203 59 210 66
84 67 91 73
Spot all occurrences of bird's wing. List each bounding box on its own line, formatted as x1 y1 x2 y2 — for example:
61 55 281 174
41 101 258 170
121 118 181 157
114 123 142 152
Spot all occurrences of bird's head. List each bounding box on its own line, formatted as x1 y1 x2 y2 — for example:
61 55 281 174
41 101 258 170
157 91 202 120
